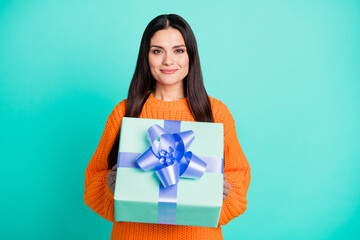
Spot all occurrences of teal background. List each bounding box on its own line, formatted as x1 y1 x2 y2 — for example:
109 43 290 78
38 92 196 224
0 0 359 239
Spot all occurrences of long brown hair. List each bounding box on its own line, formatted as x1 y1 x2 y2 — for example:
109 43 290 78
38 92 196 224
107 14 214 169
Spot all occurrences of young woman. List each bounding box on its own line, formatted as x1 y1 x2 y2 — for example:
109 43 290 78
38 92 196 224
84 14 251 240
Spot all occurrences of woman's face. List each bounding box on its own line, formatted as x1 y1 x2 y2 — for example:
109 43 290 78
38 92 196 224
148 27 189 88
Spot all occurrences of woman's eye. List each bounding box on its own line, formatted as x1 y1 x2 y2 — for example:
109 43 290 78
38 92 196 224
175 49 184 53
153 49 162 54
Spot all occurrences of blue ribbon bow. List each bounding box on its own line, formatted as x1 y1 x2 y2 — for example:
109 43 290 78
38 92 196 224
136 124 207 188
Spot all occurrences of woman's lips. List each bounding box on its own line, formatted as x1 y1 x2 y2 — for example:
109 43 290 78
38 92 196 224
160 69 178 74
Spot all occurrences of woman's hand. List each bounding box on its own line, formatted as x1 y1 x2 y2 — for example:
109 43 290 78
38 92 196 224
223 173 231 200
106 165 117 194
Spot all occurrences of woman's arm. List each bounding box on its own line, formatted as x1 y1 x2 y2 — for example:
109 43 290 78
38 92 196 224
219 123 251 225
212 100 251 226
83 100 126 222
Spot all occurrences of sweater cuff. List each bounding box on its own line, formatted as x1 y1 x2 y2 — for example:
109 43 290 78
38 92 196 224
218 171 248 226
84 169 115 222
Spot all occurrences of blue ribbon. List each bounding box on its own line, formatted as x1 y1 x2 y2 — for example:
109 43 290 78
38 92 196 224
136 121 209 225
136 124 207 188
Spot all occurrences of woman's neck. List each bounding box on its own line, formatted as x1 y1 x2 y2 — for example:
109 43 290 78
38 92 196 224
153 82 185 101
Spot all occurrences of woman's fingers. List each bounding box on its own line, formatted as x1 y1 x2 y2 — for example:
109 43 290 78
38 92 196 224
224 180 231 190
107 168 117 194
223 177 231 200
109 172 116 181
224 180 231 193
110 181 116 194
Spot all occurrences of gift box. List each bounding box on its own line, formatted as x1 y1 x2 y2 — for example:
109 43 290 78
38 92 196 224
114 117 224 227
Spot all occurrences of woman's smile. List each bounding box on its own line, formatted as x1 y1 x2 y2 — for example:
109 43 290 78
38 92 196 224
160 69 178 74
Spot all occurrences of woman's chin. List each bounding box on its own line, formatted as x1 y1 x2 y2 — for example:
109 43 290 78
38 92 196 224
156 78 183 87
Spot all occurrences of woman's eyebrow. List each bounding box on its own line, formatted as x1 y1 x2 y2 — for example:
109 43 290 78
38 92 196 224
150 44 186 49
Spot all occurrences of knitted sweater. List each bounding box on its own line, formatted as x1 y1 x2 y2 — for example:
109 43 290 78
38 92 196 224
84 93 251 240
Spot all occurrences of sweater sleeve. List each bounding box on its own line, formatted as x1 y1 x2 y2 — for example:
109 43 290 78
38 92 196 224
214 101 251 226
83 100 126 222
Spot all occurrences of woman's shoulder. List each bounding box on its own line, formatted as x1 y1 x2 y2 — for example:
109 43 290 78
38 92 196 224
108 99 127 119
208 96 234 124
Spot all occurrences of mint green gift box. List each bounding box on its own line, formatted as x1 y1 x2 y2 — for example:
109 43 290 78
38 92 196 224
114 117 224 227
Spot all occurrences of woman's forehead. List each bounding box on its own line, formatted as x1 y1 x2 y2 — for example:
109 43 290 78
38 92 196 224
150 28 185 47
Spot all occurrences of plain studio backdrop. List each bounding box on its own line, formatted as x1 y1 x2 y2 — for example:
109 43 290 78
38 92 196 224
0 0 359 239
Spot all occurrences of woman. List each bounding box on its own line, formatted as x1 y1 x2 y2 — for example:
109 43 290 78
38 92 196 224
84 14 251 240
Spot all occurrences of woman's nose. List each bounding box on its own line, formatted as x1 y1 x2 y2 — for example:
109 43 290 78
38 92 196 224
163 52 174 65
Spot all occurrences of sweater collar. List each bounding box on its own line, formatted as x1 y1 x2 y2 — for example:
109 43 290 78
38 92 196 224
145 93 189 110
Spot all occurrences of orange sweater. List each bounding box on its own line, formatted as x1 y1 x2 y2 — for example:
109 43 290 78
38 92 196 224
84 94 251 240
